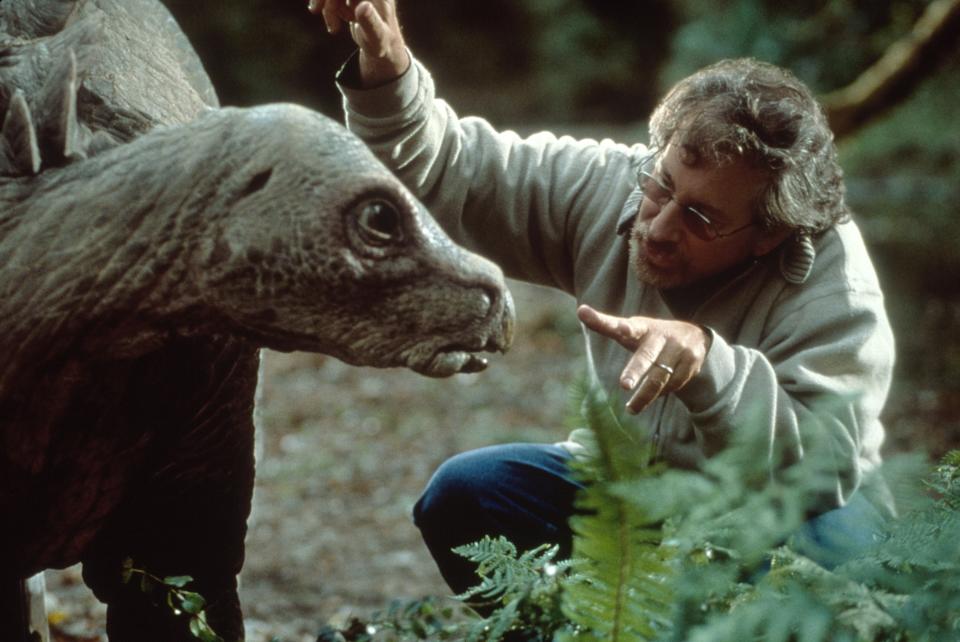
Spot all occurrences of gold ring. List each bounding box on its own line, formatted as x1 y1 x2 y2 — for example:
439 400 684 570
653 362 674 376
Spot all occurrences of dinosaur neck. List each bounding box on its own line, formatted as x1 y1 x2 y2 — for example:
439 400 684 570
0 111 244 384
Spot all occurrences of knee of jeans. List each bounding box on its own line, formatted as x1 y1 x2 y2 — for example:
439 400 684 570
413 450 491 530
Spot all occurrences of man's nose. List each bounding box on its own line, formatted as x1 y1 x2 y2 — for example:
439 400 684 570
646 200 685 242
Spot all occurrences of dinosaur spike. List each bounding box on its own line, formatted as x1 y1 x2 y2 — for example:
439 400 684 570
1 89 41 175
36 49 84 166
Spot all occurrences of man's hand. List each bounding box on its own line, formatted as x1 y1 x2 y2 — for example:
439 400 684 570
577 304 710 414
308 0 410 87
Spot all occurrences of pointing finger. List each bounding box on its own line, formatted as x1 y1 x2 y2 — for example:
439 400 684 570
577 304 646 351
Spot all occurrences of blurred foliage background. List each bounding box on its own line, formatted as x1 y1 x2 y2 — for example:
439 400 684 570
160 0 959 455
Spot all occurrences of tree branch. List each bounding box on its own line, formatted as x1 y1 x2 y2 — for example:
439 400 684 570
823 0 960 140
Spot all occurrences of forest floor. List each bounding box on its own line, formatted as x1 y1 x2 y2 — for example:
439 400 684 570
42 277 958 642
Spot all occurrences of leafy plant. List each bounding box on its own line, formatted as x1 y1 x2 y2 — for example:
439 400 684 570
318 537 573 642
453 536 574 641
317 596 467 641
318 380 960 642
120 557 223 642
563 381 960 642
557 379 674 642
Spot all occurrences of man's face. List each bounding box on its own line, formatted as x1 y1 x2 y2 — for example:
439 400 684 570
628 144 786 289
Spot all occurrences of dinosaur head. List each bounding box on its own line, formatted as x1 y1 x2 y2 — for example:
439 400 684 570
0 0 515 378
192 104 515 376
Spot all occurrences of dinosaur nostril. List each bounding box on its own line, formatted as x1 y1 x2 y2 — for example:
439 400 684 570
479 291 492 314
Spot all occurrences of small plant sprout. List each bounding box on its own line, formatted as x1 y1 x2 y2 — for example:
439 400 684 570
121 558 224 642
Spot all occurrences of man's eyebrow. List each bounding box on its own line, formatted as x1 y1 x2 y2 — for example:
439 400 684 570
660 166 728 222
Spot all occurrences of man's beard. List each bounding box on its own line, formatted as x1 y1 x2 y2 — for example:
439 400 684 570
627 223 692 290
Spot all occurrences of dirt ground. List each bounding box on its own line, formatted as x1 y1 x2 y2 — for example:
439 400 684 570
44 281 583 642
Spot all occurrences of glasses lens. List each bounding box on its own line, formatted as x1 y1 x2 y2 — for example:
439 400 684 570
639 171 665 204
638 170 652 194
680 208 716 241
639 164 722 241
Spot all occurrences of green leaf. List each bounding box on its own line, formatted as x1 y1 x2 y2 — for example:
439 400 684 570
163 575 194 588
189 615 223 642
177 590 207 615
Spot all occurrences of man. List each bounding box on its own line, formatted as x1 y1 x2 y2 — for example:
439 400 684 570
309 0 895 593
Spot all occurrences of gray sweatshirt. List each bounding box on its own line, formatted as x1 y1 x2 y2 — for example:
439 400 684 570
338 55 896 514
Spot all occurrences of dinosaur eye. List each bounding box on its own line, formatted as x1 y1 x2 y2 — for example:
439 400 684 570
355 199 403 246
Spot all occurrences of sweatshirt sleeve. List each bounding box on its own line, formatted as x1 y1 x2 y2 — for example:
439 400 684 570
337 52 645 294
676 282 894 508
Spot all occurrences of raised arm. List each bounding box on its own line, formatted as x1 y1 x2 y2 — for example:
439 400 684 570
317 1 646 292
308 0 410 87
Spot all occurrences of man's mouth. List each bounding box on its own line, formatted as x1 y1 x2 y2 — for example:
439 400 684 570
642 240 681 270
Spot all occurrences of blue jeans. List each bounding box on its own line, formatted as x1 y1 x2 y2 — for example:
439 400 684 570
412 443 886 594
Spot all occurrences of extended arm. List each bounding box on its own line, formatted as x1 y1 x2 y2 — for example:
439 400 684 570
579 251 894 509
321 2 645 291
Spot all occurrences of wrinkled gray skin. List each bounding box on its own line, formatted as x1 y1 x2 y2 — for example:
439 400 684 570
0 1 514 639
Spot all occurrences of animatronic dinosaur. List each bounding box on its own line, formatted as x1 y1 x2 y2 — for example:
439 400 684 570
0 0 515 639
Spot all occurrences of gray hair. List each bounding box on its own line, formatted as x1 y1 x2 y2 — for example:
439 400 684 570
648 58 849 235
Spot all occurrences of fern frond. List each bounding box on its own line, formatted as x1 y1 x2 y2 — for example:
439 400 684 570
451 534 572 641
560 379 674 642
682 581 843 642
453 537 561 603
675 450 960 642
834 454 960 640
925 448 960 509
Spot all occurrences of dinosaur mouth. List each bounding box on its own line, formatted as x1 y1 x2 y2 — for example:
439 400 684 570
416 349 491 378
412 302 514 378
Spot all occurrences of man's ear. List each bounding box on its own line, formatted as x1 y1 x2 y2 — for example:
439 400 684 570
752 227 792 257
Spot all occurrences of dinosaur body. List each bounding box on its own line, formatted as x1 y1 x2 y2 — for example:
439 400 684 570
0 1 514 638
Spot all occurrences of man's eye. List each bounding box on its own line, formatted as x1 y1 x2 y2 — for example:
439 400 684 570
687 207 713 225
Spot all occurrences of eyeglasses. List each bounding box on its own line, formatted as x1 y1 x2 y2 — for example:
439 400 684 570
637 167 756 241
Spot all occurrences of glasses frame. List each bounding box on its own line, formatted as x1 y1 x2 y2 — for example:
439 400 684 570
636 160 756 242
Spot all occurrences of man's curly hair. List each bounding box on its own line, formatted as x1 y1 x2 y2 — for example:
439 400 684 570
649 58 849 235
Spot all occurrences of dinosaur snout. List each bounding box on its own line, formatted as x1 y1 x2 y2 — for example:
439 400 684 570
406 255 516 378
458 248 516 353
486 284 515 354
457 287 514 374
